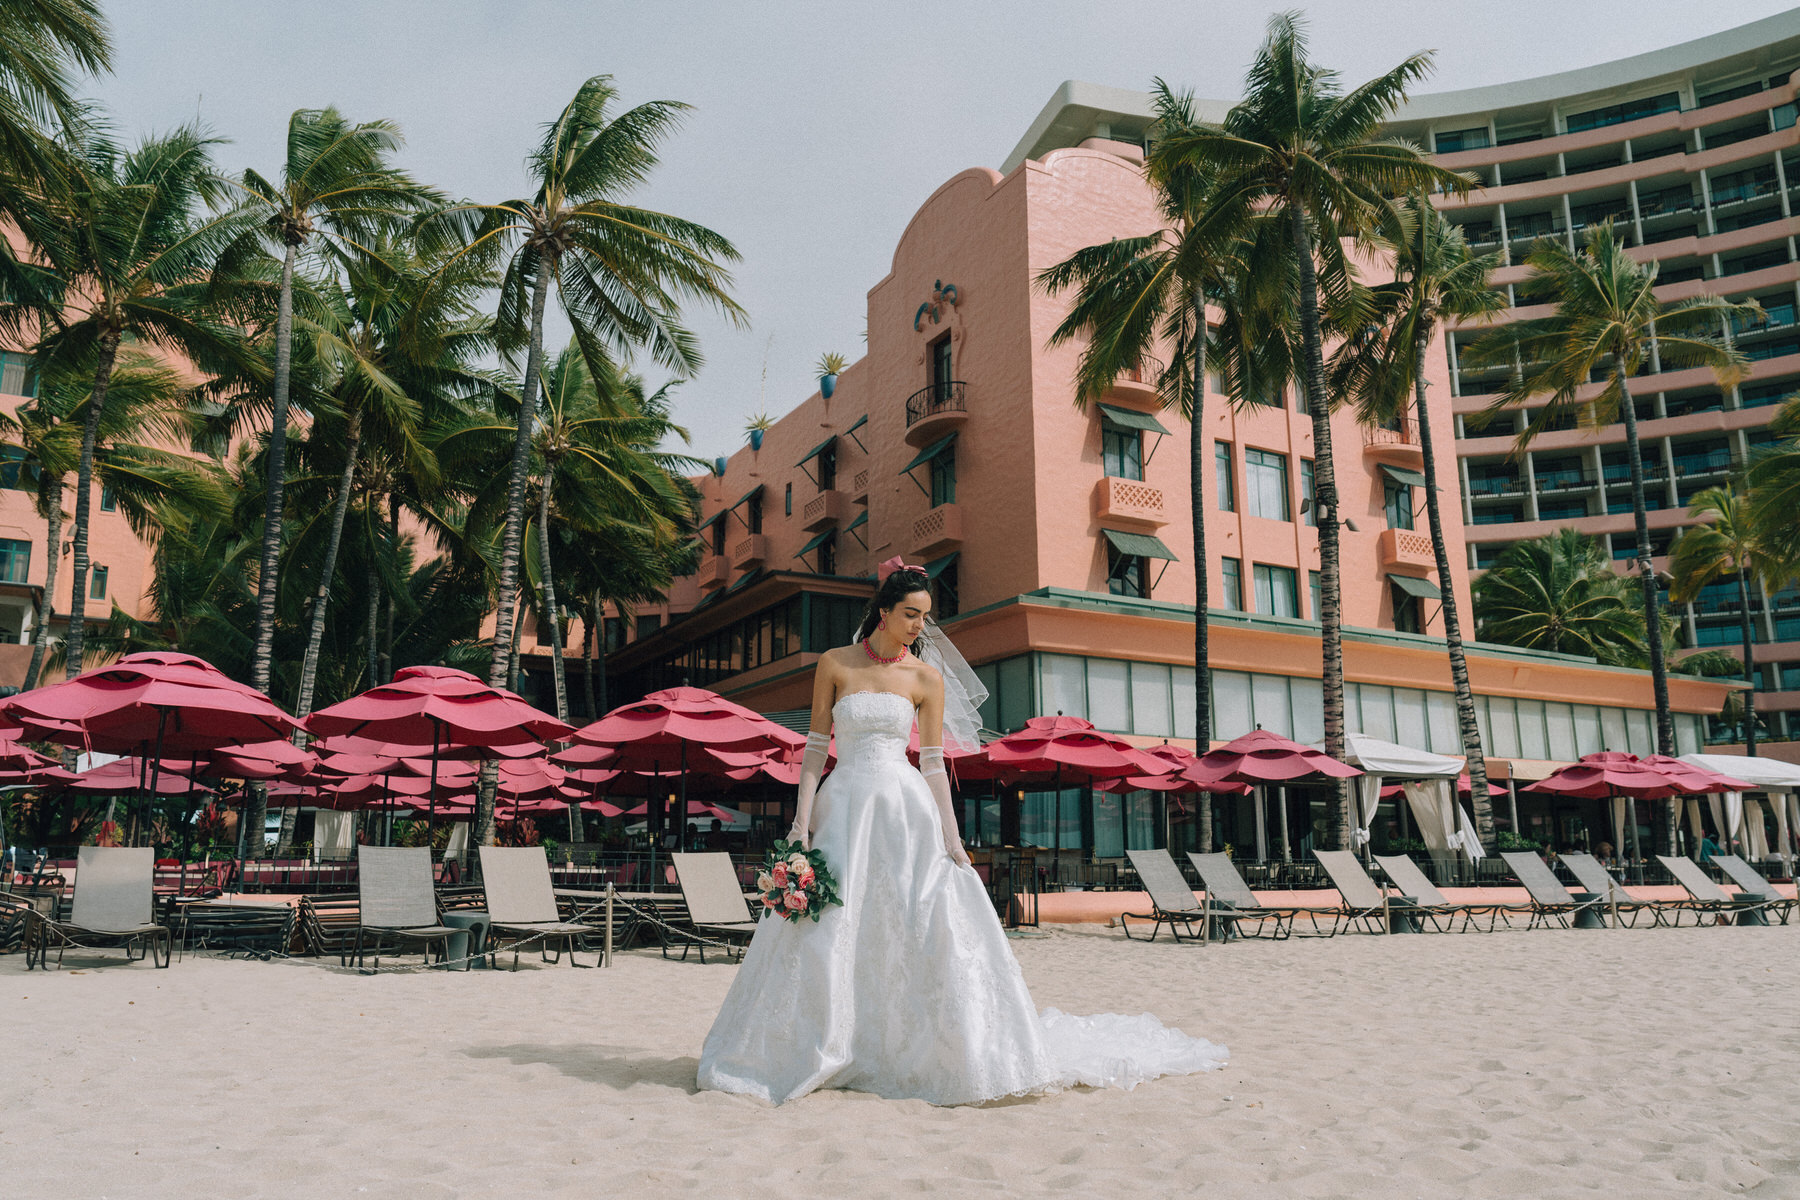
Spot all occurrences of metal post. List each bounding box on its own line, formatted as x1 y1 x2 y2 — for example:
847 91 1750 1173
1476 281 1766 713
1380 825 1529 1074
603 882 614 968
1276 786 1292 864
1254 786 1268 863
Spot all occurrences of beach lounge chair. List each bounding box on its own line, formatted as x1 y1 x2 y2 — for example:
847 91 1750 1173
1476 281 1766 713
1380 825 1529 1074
668 852 759 962
1119 848 1232 943
25 847 172 969
1186 852 1345 938
1556 852 1689 928
478 847 603 969
1499 852 1608 930
1372 854 1529 932
353 846 457 970
1710 855 1795 925
1657 855 1788 926
1310 851 1409 935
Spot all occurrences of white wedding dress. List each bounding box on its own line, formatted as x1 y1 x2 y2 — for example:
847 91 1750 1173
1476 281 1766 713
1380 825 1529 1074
697 690 1228 1106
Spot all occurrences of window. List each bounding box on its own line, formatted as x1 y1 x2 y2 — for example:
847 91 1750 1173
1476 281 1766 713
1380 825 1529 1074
1102 420 1143 481
0 446 23 490
1392 581 1421 633
1220 557 1243 610
1309 570 1321 620
929 444 956 506
1434 126 1491 153
100 486 117 514
817 442 838 491
931 335 953 398
89 565 108 600
603 616 625 652
1214 442 1235 511
1300 459 1316 526
745 492 763 534
932 558 960 619
1245 448 1289 521
1106 543 1146 598
1384 479 1414 530
636 614 662 640
0 538 29 584
816 533 836 576
1564 91 1679 133
784 483 792 516
0 351 36 398
709 517 726 556
1254 564 1299 618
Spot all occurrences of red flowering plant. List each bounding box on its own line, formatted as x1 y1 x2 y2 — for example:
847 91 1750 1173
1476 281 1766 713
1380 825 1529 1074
757 839 841 923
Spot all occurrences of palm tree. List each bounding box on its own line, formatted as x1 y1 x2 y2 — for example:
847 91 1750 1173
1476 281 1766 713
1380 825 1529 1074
15 122 251 680
418 75 743 845
7 351 229 687
1152 12 1469 847
1474 530 1655 664
1668 487 1790 753
1744 396 1800 567
0 0 109 199
211 107 438 708
1335 195 1505 846
1467 222 1758 769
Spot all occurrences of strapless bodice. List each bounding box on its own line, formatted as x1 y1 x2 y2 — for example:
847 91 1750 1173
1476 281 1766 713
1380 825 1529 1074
831 690 915 766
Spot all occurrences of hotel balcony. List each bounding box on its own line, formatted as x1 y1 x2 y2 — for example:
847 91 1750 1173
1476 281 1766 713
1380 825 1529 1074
1379 527 1438 576
1093 475 1168 527
1363 414 1426 473
696 555 730 591
729 534 768 570
904 381 968 448
911 502 963 558
850 468 870 503
1103 356 1163 410
801 489 851 532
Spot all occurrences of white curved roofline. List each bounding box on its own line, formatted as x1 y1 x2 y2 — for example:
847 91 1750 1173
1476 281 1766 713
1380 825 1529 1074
1003 11 1800 170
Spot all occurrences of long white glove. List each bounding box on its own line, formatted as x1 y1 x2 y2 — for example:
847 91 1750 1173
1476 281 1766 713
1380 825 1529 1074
786 731 830 849
919 746 972 869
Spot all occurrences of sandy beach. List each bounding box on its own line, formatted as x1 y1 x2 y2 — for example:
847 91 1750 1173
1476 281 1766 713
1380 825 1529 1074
5 921 1797 1199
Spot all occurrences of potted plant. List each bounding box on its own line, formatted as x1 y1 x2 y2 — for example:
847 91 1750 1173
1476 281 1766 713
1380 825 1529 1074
816 352 848 399
745 411 774 451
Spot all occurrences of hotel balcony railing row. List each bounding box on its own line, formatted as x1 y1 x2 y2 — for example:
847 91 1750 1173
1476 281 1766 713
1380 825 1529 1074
1362 414 1419 448
905 380 966 428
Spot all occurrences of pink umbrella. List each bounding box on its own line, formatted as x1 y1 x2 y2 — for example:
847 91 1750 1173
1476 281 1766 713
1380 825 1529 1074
1196 729 1362 784
1638 755 1755 794
65 757 211 797
1098 743 1251 798
208 739 318 783
1523 752 1689 800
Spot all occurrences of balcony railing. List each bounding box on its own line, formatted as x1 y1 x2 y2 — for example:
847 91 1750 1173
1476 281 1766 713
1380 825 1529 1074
906 381 967 427
1363 414 1419 448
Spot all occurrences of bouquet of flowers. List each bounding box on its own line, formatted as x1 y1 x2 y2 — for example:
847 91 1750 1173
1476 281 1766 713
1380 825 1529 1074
757 839 841 923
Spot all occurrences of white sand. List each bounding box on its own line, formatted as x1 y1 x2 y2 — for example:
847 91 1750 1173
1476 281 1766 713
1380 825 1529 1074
5 923 1798 1198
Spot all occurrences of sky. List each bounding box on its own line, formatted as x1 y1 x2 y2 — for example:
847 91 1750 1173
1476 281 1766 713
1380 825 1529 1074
84 0 1800 462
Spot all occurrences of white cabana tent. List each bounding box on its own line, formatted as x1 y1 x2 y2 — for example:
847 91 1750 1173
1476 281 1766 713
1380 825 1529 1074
1679 753 1800 866
1343 733 1484 862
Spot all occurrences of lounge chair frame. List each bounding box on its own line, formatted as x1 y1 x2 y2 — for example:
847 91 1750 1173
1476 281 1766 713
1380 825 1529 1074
1371 854 1530 932
1557 852 1695 928
354 847 455 971
1710 854 1795 925
1657 855 1788 926
25 847 171 969
1119 849 1236 943
1499 852 1608 930
1310 851 1403 935
1186 852 1344 939
668 853 759 962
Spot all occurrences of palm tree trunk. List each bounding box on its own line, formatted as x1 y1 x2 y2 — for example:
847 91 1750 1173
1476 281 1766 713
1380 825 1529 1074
293 409 362 722
381 495 398 683
1615 364 1676 851
22 476 64 690
1291 206 1350 849
478 250 552 847
63 328 119 679
251 240 299 697
1189 283 1213 854
580 608 597 721
535 472 569 723
1737 564 1757 755
1414 326 1493 848
508 588 525 692
363 545 380 688
593 590 609 715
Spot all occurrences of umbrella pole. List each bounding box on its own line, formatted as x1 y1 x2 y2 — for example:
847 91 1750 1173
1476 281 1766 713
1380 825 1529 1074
1052 765 1062 885
1276 785 1292 865
427 718 441 859
1254 786 1268 864
147 712 168 855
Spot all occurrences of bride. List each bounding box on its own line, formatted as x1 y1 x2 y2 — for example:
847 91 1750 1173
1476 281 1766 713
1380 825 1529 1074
696 559 1227 1106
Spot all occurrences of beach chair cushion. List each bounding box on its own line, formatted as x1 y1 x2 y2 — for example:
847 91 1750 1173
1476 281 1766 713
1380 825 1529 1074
671 853 755 927
1311 851 1388 911
1372 855 1452 908
478 847 562 925
71 847 158 932
357 847 440 929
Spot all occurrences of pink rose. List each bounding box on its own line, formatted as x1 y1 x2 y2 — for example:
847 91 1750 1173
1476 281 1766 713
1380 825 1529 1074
771 862 789 887
798 865 816 888
762 893 780 910
785 891 808 912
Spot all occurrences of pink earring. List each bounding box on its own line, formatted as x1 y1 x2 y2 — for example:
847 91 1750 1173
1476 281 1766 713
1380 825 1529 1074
877 616 887 631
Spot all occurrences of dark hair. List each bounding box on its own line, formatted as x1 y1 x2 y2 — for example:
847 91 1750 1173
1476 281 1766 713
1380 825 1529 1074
855 568 932 642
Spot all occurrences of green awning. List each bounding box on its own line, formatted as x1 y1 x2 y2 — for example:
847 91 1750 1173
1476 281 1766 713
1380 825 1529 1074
923 552 959 579
796 435 837 468
691 589 721 611
1098 403 1169 434
899 432 957 475
844 414 868 436
724 569 763 595
844 510 868 532
1380 464 1429 489
729 484 764 509
1388 573 1442 599
1100 529 1177 561
696 510 725 531
794 528 835 558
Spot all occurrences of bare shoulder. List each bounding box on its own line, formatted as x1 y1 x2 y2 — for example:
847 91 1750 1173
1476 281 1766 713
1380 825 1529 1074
909 656 943 687
817 646 856 672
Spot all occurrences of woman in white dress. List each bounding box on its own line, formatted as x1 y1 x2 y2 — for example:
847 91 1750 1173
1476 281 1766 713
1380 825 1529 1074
697 562 1227 1106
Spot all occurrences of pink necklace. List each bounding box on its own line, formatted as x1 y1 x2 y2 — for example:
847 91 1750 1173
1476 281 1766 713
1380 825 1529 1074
862 637 906 665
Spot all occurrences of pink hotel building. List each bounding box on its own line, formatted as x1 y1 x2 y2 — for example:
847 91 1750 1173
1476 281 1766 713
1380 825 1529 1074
603 37 1760 791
